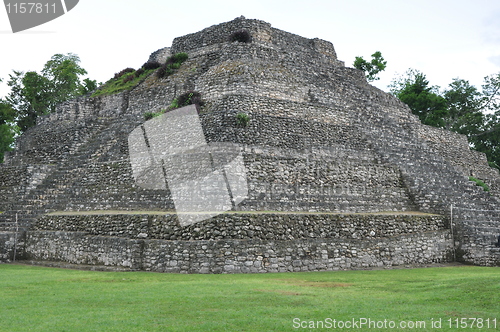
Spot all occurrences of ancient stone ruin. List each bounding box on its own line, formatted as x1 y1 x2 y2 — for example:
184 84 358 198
1 17 499 272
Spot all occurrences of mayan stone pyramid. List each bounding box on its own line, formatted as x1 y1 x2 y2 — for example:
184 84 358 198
1 17 499 272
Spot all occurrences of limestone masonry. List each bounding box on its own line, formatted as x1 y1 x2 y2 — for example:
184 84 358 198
1 17 499 271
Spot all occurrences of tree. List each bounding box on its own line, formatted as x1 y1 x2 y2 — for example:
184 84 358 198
389 69 448 127
78 78 98 95
0 101 16 162
41 53 89 107
353 51 387 82
390 70 500 170
470 113 500 169
20 71 53 131
6 53 97 133
0 53 96 162
468 73 500 169
482 73 500 112
443 78 484 135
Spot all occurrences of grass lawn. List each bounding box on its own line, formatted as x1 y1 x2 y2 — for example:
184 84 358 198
0 264 499 331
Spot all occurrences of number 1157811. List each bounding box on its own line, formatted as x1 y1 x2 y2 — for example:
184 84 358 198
447 318 497 329
6 3 56 14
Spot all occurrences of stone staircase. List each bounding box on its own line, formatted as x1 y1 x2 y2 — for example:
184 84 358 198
352 100 500 264
0 115 169 234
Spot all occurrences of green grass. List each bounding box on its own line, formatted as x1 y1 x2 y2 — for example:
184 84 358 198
91 69 155 97
0 265 499 331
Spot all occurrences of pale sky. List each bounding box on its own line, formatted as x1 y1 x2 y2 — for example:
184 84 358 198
1 0 499 99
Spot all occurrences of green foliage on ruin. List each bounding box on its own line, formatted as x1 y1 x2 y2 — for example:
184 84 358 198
91 68 155 98
390 69 448 128
93 52 189 98
168 91 204 111
235 112 250 126
155 52 189 79
169 98 179 110
469 176 490 192
0 53 96 162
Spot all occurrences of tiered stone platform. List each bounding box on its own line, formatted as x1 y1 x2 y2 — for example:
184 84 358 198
1 17 499 270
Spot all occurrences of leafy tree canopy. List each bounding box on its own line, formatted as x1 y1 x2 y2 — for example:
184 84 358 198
0 53 96 162
0 100 17 162
390 69 500 169
443 78 483 134
389 69 448 127
469 73 500 169
353 51 387 82
6 53 97 132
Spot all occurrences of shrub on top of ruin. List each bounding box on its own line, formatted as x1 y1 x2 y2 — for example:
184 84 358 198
229 29 252 43
156 52 189 79
142 61 161 70
170 63 181 70
169 52 189 64
113 68 135 80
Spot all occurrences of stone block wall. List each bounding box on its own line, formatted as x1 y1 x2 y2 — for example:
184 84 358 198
36 96 102 125
0 166 29 211
416 124 500 192
148 47 171 64
24 213 453 272
8 118 117 165
171 16 343 68
32 213 446 241
171 17 272 53
23 230 452 272
21 159 174 213
25 232 143 268
196 58 309 103
239 147 414 212
127 84 175 117
0 232 24 262
35 90 136 126
451 207 500 266
140 231 452 273
4 89 419 216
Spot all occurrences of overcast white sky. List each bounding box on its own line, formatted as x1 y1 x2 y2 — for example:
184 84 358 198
1 0 499 99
